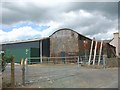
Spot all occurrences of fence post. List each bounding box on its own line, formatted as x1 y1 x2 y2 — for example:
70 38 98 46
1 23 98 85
25 58 28 83
11 56 15 87
103 55 107 69
98 41 103 65
22 59 25 86
77 56 79 67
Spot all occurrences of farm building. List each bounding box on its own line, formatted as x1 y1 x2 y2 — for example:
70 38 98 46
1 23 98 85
109 32 120 56
1 28 116 64
49 28 92 57
2 38 50 63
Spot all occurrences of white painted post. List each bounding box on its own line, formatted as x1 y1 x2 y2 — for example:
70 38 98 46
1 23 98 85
88 38 94 65
98 41 103 65
93 40 97 65
40 40 42 64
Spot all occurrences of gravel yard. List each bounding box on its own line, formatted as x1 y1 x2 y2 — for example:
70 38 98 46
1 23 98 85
0 73 2 89
2 64 118 88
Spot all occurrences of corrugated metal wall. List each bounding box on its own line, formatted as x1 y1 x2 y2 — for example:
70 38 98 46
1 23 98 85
5 48 30 63
42 38 50 57
50 29 79 57
3 38 50 63
2 40 40 50
78 35 91 56
2 29 116 64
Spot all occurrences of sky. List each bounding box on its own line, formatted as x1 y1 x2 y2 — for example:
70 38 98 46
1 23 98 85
0 0 119 42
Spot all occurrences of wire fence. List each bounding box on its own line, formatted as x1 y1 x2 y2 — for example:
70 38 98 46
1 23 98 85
2 55 106 88
27 56 79 64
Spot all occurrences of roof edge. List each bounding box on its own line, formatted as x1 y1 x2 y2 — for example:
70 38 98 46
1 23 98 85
49 28 91 40
1 37 49 45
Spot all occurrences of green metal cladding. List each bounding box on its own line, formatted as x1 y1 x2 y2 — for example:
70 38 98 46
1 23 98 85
5 48 39 63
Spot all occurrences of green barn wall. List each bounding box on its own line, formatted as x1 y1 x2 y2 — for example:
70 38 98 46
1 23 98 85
5 48 40 63
5 48 30 63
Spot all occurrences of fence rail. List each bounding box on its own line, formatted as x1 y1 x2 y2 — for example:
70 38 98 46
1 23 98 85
26 55 104 65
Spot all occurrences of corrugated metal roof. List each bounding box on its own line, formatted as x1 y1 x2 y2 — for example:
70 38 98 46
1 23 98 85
1 37 49 44
49 28 92 41
103 40 111 43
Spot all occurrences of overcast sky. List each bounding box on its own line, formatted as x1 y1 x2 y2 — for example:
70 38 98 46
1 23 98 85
0 1 119 42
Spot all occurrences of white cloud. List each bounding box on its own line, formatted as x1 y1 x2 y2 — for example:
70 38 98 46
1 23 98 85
0 21 62 42
2 0 119 2
40 21 62 37
1 2 118 42
0 26 41 42
88 28 118 40
55 9 118 39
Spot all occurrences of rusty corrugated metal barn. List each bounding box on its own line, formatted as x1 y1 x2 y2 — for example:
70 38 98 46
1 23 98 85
49 28 91 57
49 28 116 58
1 28 116 63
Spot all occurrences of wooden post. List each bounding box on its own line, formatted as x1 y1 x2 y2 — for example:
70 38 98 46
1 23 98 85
103 55 107 69
93 40 97 65
25 58 28 82
22 59 25 86
11 56 15 87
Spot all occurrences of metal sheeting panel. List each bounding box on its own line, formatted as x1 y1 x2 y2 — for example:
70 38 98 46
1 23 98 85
2 40 40 50
5 48 30 63
50 29 79 57
2 38 50 63
42 38 50 57
30 48 40 63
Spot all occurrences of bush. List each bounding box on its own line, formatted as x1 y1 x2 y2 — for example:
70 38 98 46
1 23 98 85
1 55 13 72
